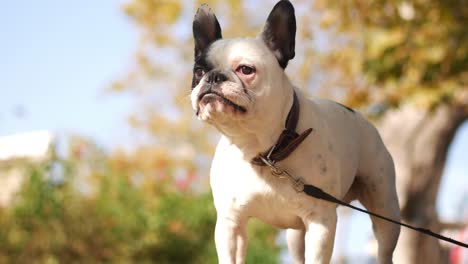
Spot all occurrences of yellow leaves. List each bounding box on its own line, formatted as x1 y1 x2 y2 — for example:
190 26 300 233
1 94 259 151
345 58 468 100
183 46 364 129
136 50 159 77
195 0 217 8
418 44 446 64
319 10 338 29
410 84 451 109
298 56 313 84
378 78 460 111
345 88 369 109
405 66 423 84
110 80 127 92
108 71 139 93
123 0 182 27
153 34 172 45
227 0 242 11
366 28 405 60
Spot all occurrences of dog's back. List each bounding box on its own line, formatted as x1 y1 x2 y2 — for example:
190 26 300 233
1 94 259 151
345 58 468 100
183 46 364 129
305 95 401 263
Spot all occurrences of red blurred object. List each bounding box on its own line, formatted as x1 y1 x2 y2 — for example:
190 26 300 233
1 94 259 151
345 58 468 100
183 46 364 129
449 228 467 264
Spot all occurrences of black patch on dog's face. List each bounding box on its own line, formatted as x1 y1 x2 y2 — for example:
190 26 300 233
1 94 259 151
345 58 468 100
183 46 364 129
192 5 222 89
191 48 214 89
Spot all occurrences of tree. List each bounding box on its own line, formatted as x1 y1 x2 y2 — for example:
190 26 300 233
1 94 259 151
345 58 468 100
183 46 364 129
116 0 467 262
312 1 467 262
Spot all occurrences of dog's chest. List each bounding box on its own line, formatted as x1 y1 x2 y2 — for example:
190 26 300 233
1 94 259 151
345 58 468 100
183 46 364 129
210 142 304 228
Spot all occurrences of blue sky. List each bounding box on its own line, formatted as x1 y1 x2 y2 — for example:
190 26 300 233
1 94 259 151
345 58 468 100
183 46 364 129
1 0 466 259
0 0 136 146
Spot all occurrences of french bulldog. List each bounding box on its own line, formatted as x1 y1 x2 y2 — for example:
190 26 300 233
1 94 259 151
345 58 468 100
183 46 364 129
190 1 400 263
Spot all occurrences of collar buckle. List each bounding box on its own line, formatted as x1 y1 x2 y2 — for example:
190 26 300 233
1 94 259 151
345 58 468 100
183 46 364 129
250 91 313 167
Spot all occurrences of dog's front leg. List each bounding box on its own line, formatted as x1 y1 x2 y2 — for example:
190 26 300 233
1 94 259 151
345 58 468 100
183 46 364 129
215 215 248 264
287 228 306 264
303 208 337 264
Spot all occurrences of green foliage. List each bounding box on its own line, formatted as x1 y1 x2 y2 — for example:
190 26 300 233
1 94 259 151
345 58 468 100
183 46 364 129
315 0 467 110
0 152 280 263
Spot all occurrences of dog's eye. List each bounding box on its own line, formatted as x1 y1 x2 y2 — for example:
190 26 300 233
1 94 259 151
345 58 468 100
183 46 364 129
194 68 205 78
236 65 255 75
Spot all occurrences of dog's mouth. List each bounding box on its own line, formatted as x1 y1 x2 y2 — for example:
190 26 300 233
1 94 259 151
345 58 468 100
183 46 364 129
197 90 247 114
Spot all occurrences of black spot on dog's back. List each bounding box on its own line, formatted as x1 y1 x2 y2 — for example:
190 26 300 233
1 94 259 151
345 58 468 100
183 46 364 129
335 102 355 113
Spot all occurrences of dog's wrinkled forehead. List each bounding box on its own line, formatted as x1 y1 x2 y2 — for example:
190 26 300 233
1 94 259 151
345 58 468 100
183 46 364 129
191 37 274 89
206 38 271 69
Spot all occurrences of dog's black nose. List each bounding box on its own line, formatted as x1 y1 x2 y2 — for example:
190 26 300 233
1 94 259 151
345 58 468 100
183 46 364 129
205 71 228 84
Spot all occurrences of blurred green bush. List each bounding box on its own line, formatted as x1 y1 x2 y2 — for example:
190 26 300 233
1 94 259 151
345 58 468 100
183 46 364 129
0 142 280 263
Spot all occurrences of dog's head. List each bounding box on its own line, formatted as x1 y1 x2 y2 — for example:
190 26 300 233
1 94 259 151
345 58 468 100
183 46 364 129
190 1 296 130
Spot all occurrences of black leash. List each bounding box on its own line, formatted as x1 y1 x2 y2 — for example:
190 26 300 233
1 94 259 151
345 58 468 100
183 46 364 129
302 184 468 248
258 156 468 249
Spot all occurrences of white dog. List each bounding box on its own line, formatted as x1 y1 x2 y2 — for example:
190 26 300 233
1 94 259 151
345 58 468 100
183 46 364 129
190 1 400 263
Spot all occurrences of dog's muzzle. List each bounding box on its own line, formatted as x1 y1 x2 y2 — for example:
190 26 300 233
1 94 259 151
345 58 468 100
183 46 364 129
195 71 247 115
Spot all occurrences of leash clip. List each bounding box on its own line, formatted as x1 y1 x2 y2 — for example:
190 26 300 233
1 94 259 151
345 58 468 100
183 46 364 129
259 154 304 193
260 144 284 175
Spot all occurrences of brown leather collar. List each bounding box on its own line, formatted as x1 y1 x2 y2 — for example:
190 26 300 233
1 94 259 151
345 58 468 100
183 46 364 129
251 91 313 166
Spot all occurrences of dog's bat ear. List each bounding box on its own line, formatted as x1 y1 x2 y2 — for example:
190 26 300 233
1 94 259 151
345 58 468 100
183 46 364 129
260 0 296 68
193 4 222 60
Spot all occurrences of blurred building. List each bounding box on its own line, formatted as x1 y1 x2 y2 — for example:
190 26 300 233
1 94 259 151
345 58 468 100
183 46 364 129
0 130 54 206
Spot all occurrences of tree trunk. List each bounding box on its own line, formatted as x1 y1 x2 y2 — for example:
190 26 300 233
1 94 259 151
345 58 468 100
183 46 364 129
377 103 467 264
